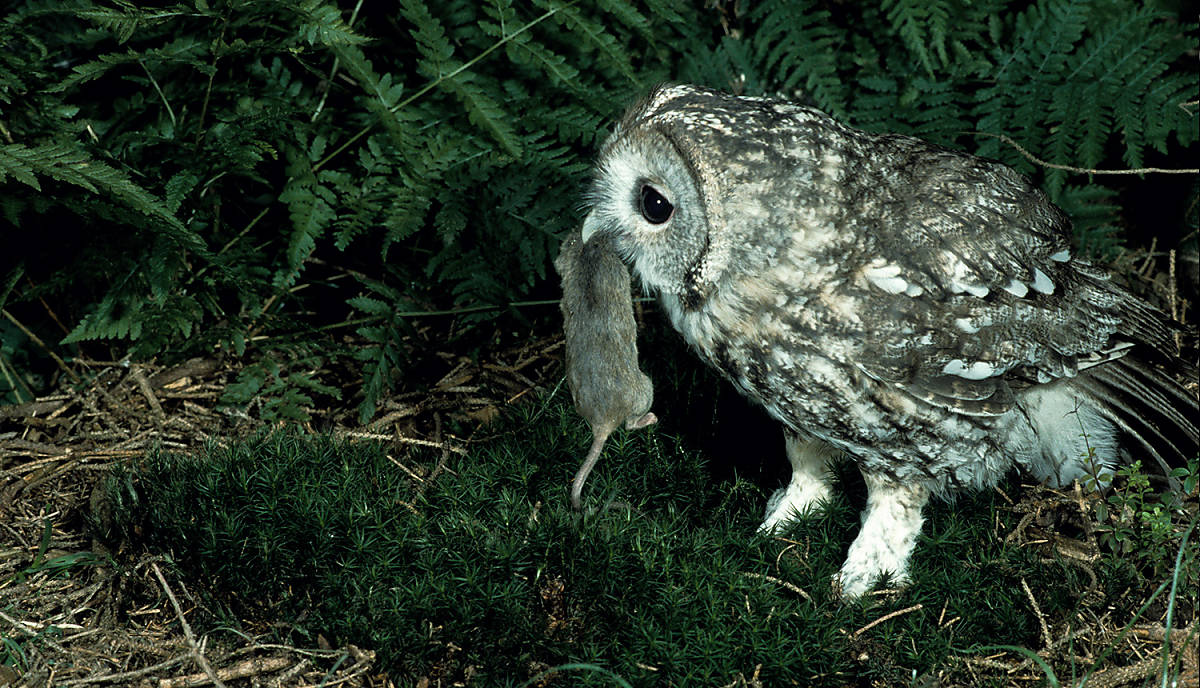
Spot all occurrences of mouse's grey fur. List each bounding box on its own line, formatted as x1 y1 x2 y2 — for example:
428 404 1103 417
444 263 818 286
556 228 656 510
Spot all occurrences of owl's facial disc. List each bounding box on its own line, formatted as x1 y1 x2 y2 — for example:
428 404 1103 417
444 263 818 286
580 126 712 298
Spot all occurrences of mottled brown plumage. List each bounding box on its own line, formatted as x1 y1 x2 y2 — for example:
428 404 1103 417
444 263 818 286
580 84 1198 597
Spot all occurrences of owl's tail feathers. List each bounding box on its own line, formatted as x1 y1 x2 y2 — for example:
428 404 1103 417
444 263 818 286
1075 354 1199 482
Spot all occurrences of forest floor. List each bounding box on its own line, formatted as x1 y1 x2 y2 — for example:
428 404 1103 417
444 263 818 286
0 327 569 688
0 248 1197 688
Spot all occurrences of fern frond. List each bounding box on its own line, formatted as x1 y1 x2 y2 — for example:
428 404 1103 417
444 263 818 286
348 280 414 423
505 38 583 95
1060 7 1196 166
0 266 23 312
880 0 951 75
641 0 687 24
539 0 638 83
443 73 523 158
400 0 456 78
749 0 845 116
51 37 208 93
524 104 606 149
1057 184 1122 258
163 170 199 214
293 0 370 47
381 189 433 260
594 0 652 40
714 35 764 95
0 142 204 253
0 143 42 189
62 292 143 343
75 6 193 44
847 75 898 131
974 0 1091 172
1145 75 1198 152
277 146 337 288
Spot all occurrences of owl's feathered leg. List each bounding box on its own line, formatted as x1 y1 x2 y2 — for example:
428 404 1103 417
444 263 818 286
759 434 838 533
837 473 930 599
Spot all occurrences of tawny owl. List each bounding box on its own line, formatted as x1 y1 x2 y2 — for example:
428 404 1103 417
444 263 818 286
577 83 1199 598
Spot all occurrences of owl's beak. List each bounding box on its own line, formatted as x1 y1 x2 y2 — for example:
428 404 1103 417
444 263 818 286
580 217 600 247
579 211 605 245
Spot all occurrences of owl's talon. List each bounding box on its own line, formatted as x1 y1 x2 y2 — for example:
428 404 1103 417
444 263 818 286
834 563 911 600
759 482 831 533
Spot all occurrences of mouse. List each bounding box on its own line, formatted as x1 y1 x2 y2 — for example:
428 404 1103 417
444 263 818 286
555 228 657 510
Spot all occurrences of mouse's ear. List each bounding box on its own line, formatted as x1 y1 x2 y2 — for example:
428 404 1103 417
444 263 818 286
554 227 585 277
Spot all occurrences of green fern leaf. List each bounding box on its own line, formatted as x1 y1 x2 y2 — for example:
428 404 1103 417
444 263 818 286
749 0 846 116
594 0 653 41
164 170 199 214
444 74 523 157
277 147 337 288
294 0 370 47
346 295 391 317
506 39 583 94
0 144 41 190
0 142 204 254
75 6 192 44
541 0 638 83
400 0 457 76
1057 184 1122 258
641 0 687 24
222 364 268 405
880 0 951 75
63 293 141 343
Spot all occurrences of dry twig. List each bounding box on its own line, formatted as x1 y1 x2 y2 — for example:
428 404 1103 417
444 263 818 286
1021 577 1053 650
970 132 1200 174
158 656 292 688
852 603 924 639
61 655 192 687
741 571 812 602
152 562 228 688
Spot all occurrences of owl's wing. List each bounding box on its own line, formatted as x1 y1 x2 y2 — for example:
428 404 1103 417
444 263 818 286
850 150 1152 417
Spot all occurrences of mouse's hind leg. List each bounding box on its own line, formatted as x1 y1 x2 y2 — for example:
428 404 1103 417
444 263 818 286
759 433 838 533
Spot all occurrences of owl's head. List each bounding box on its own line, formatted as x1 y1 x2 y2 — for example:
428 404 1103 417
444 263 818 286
580 84 828 303
580 85 713 299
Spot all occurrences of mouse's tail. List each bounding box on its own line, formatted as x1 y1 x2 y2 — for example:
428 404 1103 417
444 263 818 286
570 433 609 510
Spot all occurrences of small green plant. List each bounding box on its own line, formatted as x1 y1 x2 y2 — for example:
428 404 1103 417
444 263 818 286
0 634 27 671
219 347 342 422
1094 458 1200 584
1 518 109 674
1170 460 1200 498
5 519 110 587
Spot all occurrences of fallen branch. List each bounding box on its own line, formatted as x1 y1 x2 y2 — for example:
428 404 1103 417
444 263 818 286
61 654 191 686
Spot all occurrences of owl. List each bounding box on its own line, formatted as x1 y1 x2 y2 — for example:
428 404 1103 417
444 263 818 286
579 83 1199 598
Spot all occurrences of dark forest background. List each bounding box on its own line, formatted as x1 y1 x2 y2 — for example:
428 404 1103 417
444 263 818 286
1 0 1196 423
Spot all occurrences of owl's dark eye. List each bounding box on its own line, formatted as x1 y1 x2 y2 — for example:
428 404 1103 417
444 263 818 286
639 185 674 224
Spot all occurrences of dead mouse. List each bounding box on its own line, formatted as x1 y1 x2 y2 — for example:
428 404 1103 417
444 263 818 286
555 228 657 510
